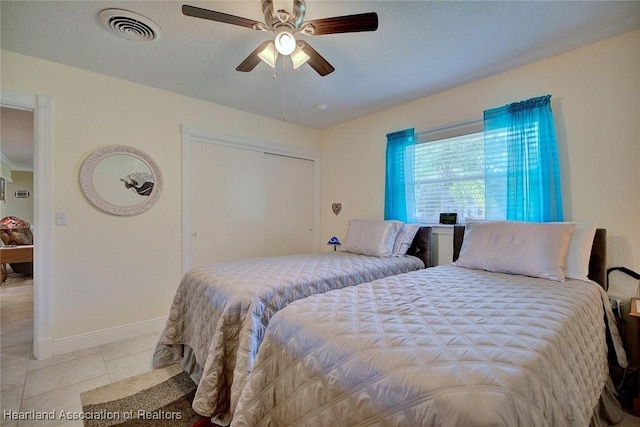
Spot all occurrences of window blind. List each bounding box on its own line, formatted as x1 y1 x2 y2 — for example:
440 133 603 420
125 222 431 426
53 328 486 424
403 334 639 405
414 131 486 223
413 120 530 223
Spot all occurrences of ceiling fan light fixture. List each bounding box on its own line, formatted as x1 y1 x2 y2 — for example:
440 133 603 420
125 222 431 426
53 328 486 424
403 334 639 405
290 45 310 69
257 41 278 68
274 30 296 56
182 1 379 76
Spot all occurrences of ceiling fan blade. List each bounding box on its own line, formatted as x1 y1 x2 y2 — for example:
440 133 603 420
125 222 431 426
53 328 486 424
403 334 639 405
236 40 273 72
303 12 378 35
290 0 306 28
182 5 263 30
297 41 334 76
262 0 275 26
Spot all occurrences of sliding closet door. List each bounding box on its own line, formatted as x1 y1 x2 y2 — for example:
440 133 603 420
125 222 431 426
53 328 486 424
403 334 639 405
263 153 314 256
190 141 264 266
185 129 318 271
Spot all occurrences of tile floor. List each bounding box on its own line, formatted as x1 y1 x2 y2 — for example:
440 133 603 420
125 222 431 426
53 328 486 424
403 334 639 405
1 272 160 427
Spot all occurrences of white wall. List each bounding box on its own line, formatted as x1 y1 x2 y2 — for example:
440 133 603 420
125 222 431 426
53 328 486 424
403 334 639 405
0 157 14 219
4 170 34 224
1 50 321 343
320 30 640 288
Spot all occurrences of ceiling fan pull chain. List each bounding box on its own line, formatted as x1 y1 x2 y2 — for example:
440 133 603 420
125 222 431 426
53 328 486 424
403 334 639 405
282 57 287 122
272 47 278 80
282 85 287 122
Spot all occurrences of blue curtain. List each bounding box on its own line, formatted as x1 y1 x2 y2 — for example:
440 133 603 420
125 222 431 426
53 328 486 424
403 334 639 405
384 128 416 222
484 95 564 222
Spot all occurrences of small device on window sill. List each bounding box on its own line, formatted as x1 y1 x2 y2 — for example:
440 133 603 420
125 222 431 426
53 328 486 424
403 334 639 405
439 213 457 225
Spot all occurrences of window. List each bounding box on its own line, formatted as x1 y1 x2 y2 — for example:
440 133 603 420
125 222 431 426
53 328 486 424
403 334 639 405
413 122 508 223
387 96 563 224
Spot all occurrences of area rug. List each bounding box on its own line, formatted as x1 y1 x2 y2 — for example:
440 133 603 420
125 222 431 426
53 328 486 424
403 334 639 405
80 364 204 427
620 414 640 427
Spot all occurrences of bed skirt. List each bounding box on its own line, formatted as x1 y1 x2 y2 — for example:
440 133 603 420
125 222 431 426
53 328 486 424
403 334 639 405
591 376 624 427
181 345 203 392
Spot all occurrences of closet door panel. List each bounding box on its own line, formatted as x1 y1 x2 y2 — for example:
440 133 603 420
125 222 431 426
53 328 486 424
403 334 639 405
263 153 314 256
191 141 264 266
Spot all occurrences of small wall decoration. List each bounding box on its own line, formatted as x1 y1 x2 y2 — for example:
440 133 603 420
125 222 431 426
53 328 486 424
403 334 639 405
332 202 342 216
79 145 163 216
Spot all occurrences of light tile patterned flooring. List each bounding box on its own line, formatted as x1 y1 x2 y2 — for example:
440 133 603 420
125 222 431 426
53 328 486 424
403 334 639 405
1 273 160 426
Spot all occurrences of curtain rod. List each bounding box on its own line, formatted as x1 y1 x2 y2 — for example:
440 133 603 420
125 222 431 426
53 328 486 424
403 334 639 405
417 117 483 137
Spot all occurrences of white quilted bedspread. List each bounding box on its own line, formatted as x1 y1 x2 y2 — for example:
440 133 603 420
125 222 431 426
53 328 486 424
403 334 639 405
231 265 626 427
152 252 423 424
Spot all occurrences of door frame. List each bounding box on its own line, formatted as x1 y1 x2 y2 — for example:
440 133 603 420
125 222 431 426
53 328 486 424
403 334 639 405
181 124 320 273
1 90 54 359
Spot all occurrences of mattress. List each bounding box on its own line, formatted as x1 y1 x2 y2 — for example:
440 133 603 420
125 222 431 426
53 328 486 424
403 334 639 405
152 251 424 424
232 264 627 427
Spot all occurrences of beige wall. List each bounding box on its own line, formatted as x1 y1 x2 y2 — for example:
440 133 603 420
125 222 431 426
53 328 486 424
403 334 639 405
320 30 640 291
1 28 638 349
0 158 14 220
3 170 34 224
1 50 321 340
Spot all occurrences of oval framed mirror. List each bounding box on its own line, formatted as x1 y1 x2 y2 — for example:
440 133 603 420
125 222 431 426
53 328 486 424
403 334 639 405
79 145 163 216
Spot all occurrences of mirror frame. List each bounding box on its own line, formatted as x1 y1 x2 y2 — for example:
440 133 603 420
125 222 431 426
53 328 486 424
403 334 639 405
79 145 163 216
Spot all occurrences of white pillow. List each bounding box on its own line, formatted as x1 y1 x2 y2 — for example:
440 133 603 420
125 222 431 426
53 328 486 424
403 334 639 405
392 224 421 257
454 221 576 282
342 220 403 257
552 221 597 281
465 220 595 280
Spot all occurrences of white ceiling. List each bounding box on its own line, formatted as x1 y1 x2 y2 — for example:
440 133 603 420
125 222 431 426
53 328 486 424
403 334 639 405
1 0 640 136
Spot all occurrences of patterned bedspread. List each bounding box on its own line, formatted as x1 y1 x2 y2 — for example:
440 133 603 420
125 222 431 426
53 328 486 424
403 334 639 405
232 265 626 427
152 252 424 424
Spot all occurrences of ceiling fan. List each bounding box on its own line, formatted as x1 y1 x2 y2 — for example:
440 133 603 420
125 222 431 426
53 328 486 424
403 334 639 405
182 1 378 76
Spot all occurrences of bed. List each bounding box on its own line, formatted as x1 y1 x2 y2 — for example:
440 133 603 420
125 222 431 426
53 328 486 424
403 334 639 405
231 221 628 427
153 220 432 425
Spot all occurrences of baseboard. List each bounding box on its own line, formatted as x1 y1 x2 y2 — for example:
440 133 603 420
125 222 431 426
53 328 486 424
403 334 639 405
52 316 167 356
33 337 53 360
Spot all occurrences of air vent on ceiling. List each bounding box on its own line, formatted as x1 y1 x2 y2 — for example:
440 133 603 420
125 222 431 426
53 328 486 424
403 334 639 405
99 9 162 42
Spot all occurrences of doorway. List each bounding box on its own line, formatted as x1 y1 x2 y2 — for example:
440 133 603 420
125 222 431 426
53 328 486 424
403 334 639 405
0 107 35 370
1 107 34 220
1 90 54 360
